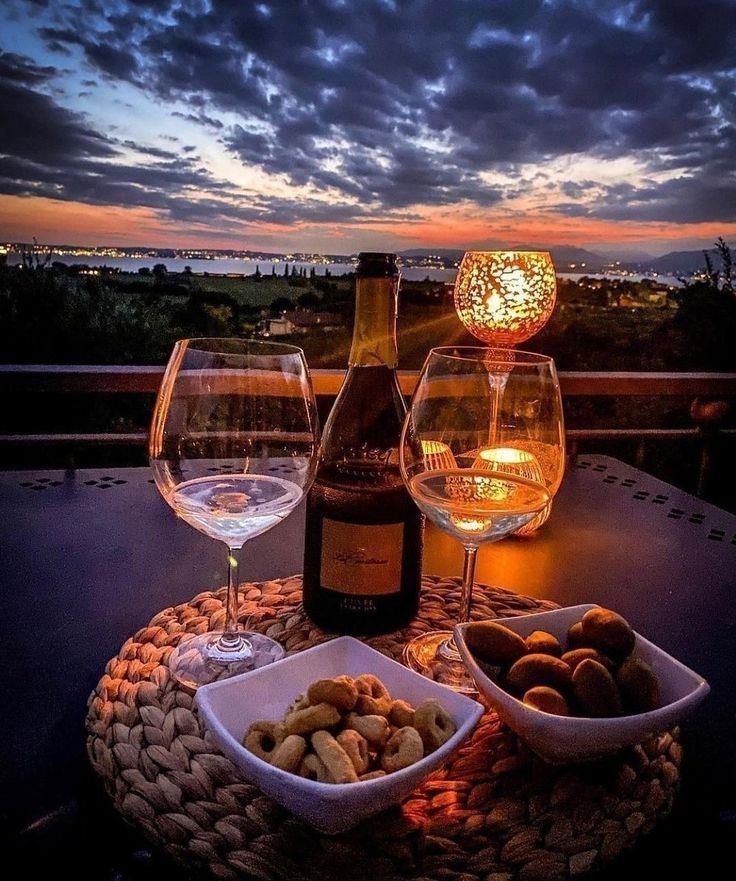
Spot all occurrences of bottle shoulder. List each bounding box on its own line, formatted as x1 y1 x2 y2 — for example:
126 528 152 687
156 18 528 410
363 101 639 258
321 365 406 465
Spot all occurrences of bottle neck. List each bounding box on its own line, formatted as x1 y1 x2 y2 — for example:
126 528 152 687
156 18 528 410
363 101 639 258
348 276 399 368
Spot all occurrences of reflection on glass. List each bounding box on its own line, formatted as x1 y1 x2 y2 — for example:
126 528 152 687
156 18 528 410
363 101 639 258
400 347 559 692
149 338 319 691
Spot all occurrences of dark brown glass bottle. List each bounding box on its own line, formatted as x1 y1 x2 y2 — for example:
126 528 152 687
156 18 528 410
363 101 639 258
303 253 423 634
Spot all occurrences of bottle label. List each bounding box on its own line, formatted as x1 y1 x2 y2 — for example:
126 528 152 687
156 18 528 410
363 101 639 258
320 518 403 595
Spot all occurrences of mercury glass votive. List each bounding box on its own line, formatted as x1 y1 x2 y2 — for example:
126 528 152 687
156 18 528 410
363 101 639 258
420 439 457 471
454 251 557 346
472 446 551 534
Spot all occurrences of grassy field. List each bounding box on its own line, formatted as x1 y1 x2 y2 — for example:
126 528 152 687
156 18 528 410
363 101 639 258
190 273 339 308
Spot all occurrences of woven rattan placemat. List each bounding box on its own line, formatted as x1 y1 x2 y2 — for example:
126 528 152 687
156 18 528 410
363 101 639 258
86 575 681 880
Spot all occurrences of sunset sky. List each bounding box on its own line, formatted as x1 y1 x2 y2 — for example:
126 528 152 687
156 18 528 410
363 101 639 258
1 0 735 256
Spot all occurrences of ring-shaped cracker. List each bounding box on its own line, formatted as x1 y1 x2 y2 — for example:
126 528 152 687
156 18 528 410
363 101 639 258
380 726 424 772
413 699 456 752
243 720 285 762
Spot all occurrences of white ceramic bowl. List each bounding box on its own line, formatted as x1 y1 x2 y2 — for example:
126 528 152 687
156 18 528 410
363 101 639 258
196 636 484 833
454 604 709 765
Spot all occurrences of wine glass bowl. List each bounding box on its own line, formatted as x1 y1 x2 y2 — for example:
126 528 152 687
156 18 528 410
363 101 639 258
150 338 319 690
399 347 562 692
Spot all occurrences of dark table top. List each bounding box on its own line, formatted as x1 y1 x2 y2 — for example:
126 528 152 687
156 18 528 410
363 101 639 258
2 455 734 878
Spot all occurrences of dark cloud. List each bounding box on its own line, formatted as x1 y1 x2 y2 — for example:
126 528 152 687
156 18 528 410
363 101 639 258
0 51 114 166
121 140 180 160
0 50 388 230
0 50 56 85
5 0 736 226
584 171 736 223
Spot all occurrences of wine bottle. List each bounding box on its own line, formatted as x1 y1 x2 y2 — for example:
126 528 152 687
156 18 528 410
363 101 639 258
303 252 423 634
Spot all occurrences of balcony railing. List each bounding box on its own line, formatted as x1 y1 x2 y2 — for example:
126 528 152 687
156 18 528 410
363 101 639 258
1 365 735 498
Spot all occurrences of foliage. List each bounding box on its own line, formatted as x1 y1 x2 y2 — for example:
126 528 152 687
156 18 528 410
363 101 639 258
0 264 180 363
297 291 320 309
270 296 293 314
670 239 736 370
698 237 734 294
2 245 735 374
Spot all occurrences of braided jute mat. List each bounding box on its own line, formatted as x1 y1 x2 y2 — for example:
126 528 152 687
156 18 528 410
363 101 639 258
86 575 682 881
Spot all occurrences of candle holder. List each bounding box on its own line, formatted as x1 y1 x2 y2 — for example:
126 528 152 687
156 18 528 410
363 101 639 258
454 251 556 347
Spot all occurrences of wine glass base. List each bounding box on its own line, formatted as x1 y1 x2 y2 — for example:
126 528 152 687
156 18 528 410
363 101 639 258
403 630 478 695
168 631 285 692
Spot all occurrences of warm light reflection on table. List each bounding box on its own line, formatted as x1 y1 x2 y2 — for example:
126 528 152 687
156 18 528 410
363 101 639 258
422 521 557 602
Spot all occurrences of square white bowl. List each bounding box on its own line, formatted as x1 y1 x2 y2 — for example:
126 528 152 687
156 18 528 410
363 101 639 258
454 604 709 765
195 636 484 833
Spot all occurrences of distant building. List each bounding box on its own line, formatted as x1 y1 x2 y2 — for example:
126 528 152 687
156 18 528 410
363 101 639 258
285 311 343 331
256 317 295 337
255 311 343 338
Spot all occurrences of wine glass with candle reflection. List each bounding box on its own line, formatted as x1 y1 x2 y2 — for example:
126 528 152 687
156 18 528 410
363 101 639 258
400 347 560 692
453 251 561 530
149 339 319 691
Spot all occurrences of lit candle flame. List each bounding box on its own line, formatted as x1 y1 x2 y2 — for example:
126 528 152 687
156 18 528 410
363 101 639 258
472 446 549 535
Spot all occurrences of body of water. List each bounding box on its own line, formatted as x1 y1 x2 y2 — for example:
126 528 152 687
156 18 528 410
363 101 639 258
561 271 682 287
5 254 682 286
6 254 456 282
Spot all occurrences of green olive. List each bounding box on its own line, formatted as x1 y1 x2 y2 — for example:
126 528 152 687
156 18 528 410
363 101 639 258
580 608 636 660
523 686 570 716
506 653 573 695
526 630 562 657
617 657 661 712
572 659 623 717
465 620 528 665
562 647 616 672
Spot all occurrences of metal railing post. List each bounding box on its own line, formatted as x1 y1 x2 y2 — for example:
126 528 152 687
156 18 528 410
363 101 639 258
690 398 732 497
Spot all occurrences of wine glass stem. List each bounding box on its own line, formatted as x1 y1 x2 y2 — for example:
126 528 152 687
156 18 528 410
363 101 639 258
459 544 478 625
218 545 246 651
439 544 477 663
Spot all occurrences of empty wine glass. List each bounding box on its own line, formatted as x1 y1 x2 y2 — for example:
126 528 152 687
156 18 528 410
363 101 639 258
400 347 558 692
150 339 319 690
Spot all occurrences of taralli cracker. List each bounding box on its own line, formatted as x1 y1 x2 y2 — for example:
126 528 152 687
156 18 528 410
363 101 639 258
270 734 308 772
336 729 370 774
354 674 390 700
414 699 457 752
307 676 358 712
284 693 311 716
242 673 459 784
311 730 359 784
389 699 415 728
243 720 284 762
283 702 341 736
381 726 424 772
345 712 390 748
355 693 392 716
298 752 331 782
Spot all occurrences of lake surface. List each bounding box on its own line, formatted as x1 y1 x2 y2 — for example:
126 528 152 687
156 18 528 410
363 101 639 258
6 255 455 281
4 255 681 286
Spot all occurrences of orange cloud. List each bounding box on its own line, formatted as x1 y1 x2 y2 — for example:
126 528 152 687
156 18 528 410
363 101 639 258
2 193 735 254
363 207 736 251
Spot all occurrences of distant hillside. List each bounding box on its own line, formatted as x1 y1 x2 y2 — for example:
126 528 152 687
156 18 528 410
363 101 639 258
626 248 736 275
399 248 465 259
624 248 723 275
601 248 655 262
541 246 608 272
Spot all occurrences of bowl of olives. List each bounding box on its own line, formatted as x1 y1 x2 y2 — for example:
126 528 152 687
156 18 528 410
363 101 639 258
454 604 709 764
